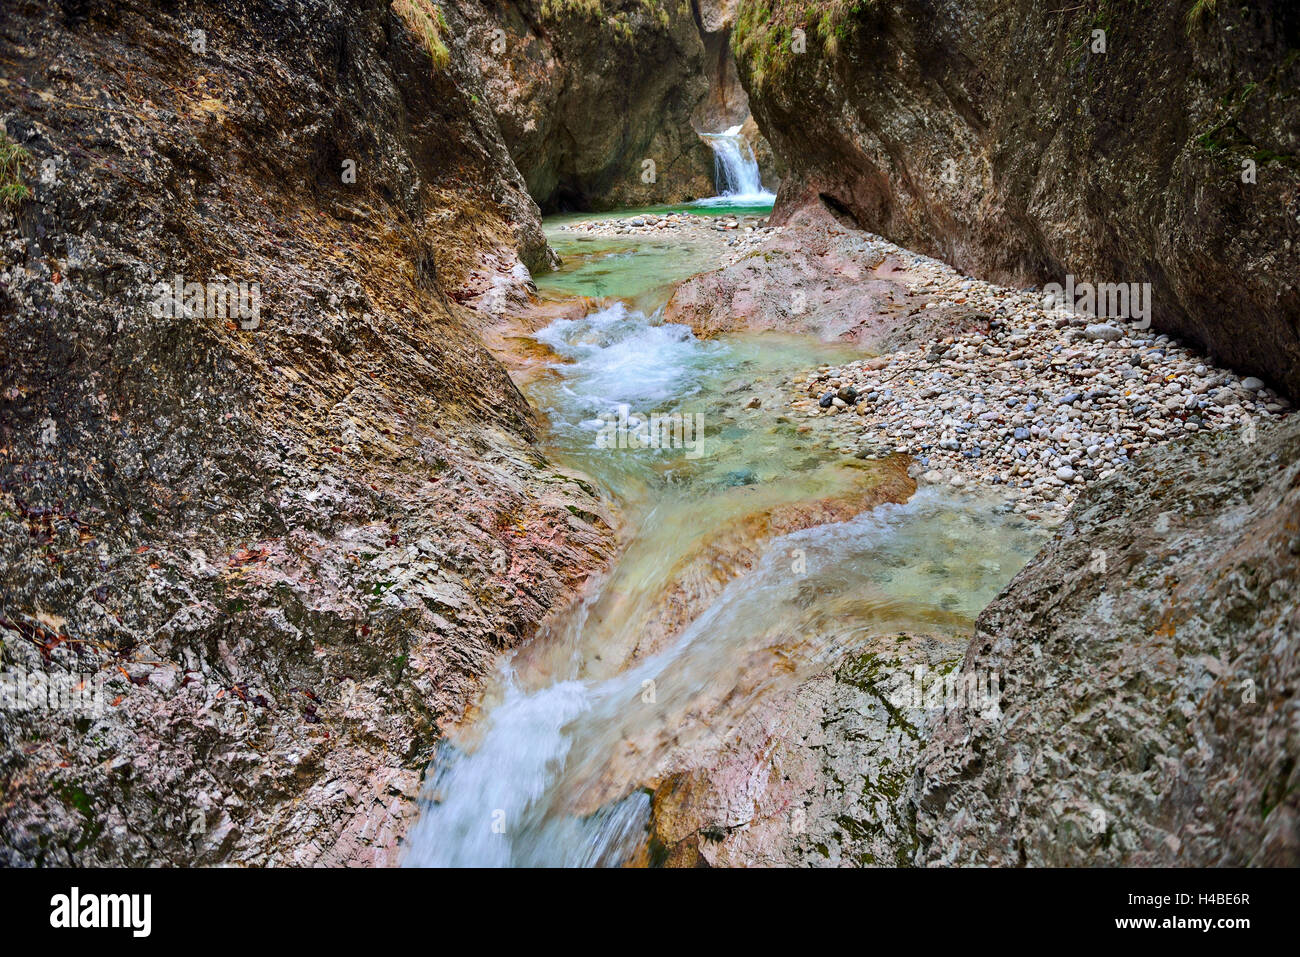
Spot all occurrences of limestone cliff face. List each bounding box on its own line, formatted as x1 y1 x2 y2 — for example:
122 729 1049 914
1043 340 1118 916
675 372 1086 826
734 0 1300 399
0 0 613 865
455 0 717 210
691 0 748 132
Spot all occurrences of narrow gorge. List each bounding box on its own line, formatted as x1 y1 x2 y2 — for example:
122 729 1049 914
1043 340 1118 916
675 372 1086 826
1 0 1296 872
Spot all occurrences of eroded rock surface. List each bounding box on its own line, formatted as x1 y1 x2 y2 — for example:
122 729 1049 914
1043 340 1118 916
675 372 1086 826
0 0 613 865
649 632 962 866
649 417 1299 867
457 0 716 210
915 417 1300 866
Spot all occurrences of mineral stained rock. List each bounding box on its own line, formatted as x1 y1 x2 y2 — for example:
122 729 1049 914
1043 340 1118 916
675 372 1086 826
649 418 1300 866
0 0 613 865
915 417 1300 866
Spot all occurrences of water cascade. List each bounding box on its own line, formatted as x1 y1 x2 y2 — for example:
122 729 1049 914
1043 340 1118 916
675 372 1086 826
697 125 774 204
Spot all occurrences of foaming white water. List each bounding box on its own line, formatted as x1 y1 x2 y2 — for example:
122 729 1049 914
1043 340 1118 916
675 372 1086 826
401 283 1044 868
532 302 724 448
698 125 774 204
401 675 653 868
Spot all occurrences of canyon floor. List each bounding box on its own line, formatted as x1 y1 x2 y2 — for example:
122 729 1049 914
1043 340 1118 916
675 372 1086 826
2 0 1296 872
404 206 1298 867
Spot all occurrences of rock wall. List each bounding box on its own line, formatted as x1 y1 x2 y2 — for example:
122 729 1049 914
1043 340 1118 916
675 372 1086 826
733 0 1300 399
916 416 1300 866
691 0 749 132
690 0 782 190
0 0 613 865
456 0 717 210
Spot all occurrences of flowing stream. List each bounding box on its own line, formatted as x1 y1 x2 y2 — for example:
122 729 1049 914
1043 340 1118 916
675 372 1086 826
403 203 1047 867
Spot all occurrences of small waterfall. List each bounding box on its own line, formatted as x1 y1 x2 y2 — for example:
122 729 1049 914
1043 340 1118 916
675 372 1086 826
698 125 774 203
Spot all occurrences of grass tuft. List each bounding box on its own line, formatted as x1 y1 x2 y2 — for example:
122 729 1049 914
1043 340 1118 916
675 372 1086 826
393 0 451 70
733 0 874 89
1185 0 1218 32
0 130 32 209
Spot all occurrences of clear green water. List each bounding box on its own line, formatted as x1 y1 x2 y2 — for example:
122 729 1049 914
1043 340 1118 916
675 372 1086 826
534 235 715 309
535 201 771 311
404 210 1048 867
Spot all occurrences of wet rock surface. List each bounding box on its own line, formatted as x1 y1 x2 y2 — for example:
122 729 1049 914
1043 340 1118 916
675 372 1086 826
594 456 917 670
2 0 1295 872
0 0 613 865
648 631 962 867
642 204 1296 866
652 418 1300 867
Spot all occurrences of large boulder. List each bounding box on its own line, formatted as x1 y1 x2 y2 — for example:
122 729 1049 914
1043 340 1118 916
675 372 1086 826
915 416 1300 866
